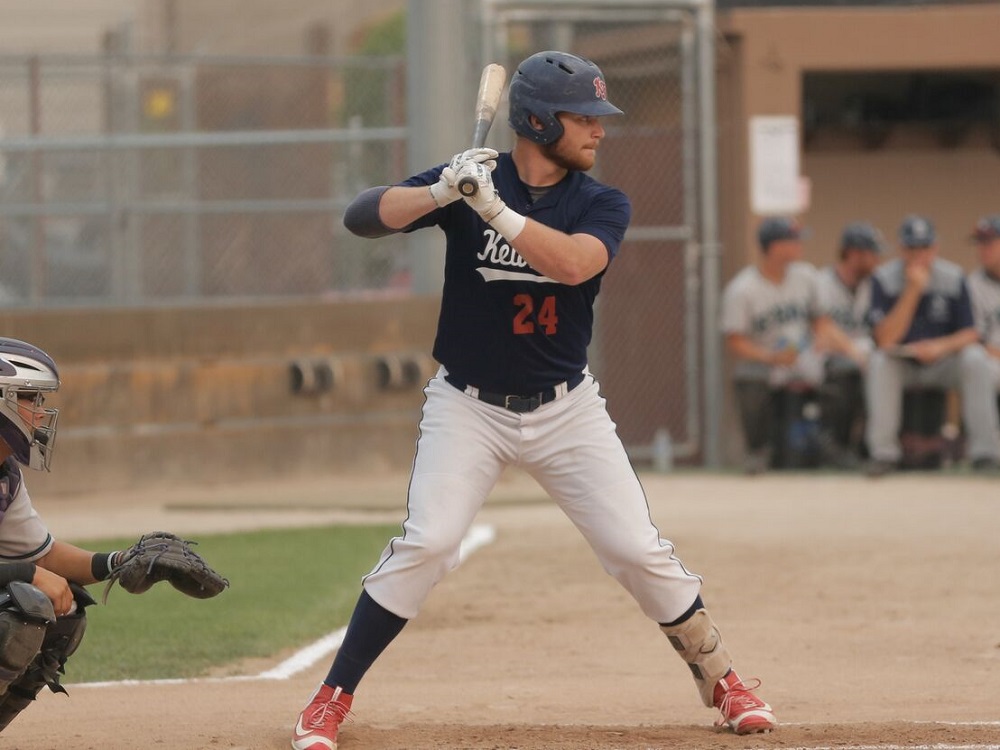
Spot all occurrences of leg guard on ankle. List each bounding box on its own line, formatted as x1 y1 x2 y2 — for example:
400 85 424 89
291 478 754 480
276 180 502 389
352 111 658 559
0 583 93 733
659 609 733 707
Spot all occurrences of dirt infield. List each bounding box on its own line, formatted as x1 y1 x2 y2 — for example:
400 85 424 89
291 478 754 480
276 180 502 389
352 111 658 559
4 471 999 749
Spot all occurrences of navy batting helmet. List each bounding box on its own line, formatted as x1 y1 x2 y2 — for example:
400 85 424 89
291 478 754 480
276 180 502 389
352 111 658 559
0 338 60 471
507 51 623 145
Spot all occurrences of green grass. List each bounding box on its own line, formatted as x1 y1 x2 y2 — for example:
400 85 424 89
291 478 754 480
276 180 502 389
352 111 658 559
65 524 399 683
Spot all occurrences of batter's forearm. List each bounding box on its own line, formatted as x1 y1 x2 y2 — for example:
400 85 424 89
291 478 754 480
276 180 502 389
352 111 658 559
378 185 441 230
509 220 608 285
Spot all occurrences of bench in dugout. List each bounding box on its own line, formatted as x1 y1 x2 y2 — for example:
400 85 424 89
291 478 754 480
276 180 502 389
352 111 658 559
899 387 952 469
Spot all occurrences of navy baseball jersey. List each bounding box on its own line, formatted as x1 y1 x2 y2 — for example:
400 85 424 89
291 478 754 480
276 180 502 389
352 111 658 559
868 258 975 343
399 152 630 394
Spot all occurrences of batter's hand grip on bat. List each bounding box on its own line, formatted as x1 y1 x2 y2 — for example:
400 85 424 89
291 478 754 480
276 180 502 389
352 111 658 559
457 64 506 198
458 170 480 197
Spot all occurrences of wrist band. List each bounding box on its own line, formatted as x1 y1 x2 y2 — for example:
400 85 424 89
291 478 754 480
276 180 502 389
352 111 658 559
92 551 120 581
428 184 445 208
489 206 527 241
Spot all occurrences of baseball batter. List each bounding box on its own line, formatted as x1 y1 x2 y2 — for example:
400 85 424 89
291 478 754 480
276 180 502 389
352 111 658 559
967 214 1000 390
0 337 227 733
291 51 776 750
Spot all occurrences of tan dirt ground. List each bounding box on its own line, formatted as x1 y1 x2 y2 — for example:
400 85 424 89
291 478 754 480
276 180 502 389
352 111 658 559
3 470 999 749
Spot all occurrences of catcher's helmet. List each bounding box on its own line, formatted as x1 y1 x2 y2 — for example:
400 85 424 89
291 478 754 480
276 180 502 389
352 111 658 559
0 338 60 471
507 51 623 145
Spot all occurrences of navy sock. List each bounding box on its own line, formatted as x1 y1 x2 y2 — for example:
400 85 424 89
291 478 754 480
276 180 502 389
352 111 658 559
660 595 704 628
325 589 407 694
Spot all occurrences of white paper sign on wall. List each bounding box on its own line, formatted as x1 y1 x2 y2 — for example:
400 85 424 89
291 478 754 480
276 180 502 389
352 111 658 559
750 115 807 215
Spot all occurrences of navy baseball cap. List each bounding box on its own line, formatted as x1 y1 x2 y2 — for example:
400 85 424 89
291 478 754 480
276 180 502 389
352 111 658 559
899 214 936 249
970 215 1000 243
840 221 884 253
757 217 806 250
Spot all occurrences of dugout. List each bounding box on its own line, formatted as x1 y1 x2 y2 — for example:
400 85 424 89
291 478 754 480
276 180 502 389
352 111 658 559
713 0 1000 466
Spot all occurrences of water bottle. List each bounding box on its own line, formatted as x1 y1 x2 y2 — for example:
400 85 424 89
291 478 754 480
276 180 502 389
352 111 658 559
652 428 674 473
801 401 822 466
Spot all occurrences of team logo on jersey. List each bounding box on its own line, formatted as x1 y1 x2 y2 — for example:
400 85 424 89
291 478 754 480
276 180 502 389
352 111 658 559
593 77 608 101
928 294 949 323
476 228 555 284
750 303 807 333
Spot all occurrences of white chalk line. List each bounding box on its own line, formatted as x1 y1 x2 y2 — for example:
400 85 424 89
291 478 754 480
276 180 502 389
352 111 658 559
778 745 1000 750
74 523 497 689
780 721 1000 728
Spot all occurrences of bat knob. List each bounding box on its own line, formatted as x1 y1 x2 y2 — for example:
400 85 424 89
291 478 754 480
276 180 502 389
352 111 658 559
458 178 478 197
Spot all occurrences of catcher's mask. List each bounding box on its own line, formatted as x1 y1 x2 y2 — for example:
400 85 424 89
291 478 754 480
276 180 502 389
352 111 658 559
507 50 623 145
0 338 60 471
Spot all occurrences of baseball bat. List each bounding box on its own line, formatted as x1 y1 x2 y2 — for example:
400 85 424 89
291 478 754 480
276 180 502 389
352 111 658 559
457 63 507 198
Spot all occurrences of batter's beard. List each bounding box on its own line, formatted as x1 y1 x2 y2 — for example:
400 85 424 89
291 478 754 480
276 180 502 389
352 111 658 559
542 141 596 172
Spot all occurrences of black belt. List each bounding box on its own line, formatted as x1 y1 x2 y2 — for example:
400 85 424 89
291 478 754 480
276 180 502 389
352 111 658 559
444 372 586 413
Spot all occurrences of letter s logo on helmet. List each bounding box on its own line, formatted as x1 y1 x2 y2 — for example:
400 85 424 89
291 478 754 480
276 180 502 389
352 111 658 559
507 51 623 145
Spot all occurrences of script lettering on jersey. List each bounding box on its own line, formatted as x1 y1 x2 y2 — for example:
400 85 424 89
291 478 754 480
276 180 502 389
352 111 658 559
477 228 529 268
751 303 808 334
476 228 557 284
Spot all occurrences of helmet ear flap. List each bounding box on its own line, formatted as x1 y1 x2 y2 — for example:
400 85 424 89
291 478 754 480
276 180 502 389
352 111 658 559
507 84 563 145
525 111 564 145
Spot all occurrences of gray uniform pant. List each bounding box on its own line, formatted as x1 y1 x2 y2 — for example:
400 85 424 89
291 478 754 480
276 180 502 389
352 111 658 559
865 344 1000 462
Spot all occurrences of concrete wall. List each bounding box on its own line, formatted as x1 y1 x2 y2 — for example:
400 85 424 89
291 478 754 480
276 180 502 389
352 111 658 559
7 296 440 496
718 3 1000 272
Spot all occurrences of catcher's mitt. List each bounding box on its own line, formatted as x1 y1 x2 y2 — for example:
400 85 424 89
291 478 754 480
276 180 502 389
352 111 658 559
103 531 229 603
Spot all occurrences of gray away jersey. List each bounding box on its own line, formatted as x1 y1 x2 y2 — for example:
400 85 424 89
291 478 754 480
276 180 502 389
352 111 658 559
967 268 1000 348
0 459 52 562
721 261 821 351
816 265 872 339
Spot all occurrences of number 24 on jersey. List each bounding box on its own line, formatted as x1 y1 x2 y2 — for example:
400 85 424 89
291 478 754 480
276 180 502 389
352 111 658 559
513 293 558 335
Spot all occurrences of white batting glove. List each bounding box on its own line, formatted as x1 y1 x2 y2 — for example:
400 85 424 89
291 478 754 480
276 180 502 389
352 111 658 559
429 148 499 208
456 161 505 220
450 147 498 173
455 161 526 241
429 165 461 207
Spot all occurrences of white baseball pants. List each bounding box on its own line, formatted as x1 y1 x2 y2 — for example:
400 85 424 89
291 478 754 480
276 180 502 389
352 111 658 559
362 368 703 623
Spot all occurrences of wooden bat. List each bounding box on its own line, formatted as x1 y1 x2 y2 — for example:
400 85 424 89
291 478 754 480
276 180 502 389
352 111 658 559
457 63 507 198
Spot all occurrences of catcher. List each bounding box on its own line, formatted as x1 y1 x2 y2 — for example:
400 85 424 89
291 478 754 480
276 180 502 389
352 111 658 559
0 337 228 732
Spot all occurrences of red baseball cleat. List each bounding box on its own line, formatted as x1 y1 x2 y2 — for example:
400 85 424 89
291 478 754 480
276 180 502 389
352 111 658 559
291 684 353 750
713 671 776 735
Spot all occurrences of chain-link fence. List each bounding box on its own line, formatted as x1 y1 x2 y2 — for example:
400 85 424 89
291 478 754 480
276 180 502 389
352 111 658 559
484 1 712 461
0 0 719 464
0 52 411 305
